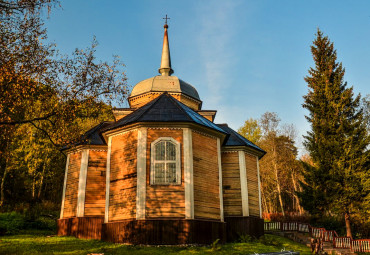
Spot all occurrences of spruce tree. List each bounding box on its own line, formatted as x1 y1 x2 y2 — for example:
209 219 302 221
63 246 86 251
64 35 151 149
299 29 369 238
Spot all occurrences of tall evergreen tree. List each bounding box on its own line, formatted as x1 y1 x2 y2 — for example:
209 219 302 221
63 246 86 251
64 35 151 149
298 29 369 238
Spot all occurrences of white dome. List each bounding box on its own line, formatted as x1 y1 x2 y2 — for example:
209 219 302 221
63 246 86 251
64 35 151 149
130 75 200 101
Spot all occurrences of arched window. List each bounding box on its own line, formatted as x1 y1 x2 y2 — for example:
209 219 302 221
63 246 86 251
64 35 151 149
151 137 181 185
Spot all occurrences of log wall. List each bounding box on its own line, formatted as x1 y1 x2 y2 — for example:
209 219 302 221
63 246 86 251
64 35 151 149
102 219 226 244
109 130 138 221
63 152 81 218
192 132 220 220
245 153 260 217
146 128 185 218
221 152 242 216
84 150 107 216
57 216 104 240
129 93 201 110
225 216 264 240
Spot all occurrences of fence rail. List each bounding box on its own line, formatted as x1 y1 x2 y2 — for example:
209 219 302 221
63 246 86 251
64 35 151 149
264 221 370 253
351 239 370 253
333 237 351 249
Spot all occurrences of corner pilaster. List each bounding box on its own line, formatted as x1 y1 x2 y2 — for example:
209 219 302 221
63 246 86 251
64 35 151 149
217 138 224 222
183 128 194 219
238 151 250 216
76 149 89 217
136 127 147 220
104 137 112 223
60 154 70 219
256 156 262 218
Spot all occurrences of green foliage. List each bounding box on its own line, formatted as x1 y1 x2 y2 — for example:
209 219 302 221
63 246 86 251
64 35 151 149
299 29 370 237
238 118 262 144
238 234 254 243
0 209 57 235
211 238 221 251
0 0 121 208
0 212 25 234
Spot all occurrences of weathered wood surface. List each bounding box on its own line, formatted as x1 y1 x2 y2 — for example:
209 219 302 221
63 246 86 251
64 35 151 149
63 152 81 218
225 216 264 240
84 150 106 216
109 130 138 221
146 129 185 218
57 216 104 240
102 219 226 244
245 153 260 217
192 132 220 220
129 92 200 111
221 152 242 216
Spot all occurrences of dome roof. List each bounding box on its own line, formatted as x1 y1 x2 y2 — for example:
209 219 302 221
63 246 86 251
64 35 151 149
130 75 200 101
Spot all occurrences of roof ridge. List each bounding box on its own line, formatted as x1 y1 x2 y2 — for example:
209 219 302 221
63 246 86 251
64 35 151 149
133 93 165 121
231 128 251 145
166 94 194 122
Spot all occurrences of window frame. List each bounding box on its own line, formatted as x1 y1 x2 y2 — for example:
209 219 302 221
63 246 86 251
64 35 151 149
150 137 181 185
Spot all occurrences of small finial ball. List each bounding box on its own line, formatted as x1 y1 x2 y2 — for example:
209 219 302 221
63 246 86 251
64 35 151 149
164 24 168 29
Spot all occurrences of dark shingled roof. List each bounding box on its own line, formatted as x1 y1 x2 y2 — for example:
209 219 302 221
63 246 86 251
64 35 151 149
62 121 112 150
103 93 227 134
216 124 266 154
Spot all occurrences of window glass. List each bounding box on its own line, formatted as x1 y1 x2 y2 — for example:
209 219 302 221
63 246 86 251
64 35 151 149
155 142 165 160
151 138 180 185
166 142 176 161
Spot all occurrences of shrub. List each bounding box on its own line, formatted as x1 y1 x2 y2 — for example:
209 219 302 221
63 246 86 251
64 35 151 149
238 234 254 243
0 212 26 234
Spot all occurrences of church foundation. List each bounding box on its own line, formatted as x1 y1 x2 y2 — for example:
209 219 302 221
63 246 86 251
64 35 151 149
224 216 264 241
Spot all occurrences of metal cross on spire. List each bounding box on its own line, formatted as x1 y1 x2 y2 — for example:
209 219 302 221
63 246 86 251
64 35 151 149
163 14 170 25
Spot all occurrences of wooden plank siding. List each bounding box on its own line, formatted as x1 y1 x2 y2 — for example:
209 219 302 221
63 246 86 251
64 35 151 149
57 216 104 240
146 129 185 218
84 150 107 216
109 130 138 221
63 152 81 218
102 219 226 244
221 152 243 216
192 132 220 220
245 153 260 217
129 93 201 111
225 216 264 240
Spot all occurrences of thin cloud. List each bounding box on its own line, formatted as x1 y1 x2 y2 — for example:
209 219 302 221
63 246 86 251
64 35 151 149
196 1 240 106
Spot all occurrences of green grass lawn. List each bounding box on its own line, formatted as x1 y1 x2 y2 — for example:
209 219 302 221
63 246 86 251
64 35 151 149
0 232 311 255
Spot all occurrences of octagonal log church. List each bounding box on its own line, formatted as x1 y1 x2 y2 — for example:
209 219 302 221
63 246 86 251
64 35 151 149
57 21 266 244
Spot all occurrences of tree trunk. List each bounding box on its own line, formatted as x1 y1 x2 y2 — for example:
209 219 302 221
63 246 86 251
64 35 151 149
262 191 269 214
291 172 303 215
273 148 284 216
38 163 46 199
32 174 36 199
0 164 8 207
271 136 285 216
345 212 353 239
275 174 285 216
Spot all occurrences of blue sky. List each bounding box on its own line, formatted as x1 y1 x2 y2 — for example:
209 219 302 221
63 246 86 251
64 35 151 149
44 0 370 154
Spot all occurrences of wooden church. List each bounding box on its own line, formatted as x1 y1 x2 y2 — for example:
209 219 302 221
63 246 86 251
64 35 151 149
57 21 266 244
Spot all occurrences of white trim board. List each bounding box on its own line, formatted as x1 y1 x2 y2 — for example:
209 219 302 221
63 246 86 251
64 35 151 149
76 149 89 217
60 154 70 219
238 151 249 216
256 156 262 218
217 138 224 222
136 127 147 220
104 137 112 223
184 128 194 219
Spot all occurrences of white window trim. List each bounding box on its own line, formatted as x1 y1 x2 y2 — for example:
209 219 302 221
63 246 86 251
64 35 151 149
150 137 181 185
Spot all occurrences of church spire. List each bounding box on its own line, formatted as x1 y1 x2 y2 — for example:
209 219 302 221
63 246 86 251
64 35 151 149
158 15 173 76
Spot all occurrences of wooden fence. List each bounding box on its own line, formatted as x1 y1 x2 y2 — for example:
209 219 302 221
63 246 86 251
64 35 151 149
264 222 310 233
264 221 370 253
